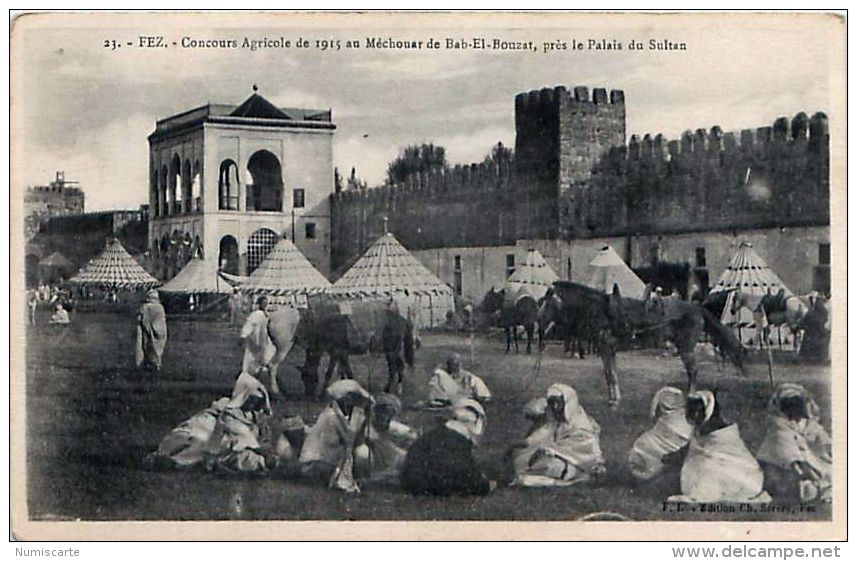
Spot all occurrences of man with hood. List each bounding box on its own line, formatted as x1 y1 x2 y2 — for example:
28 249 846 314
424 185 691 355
756 383 832 503
512 384 606 487
135 289 168 371
240 296 275 375
299 379 374 492
353 393 419 483
401 398 494 496
205 370 275 474
668 390 770 503
627 386 694 482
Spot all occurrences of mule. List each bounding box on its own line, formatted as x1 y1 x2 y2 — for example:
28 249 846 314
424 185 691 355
479 287 541 354
552 281 745 407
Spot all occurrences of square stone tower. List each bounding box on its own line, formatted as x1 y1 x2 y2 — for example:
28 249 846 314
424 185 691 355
147 89 336 278
514 85 626 194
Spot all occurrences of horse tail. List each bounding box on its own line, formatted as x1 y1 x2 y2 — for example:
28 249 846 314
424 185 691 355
403 319 415 367
699 306 746 375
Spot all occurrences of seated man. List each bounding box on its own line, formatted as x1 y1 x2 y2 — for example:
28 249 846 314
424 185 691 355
668 390 770 504
205 370 275 474
299 379 374 493
354 394 419 483
401 398 494 496
512 384 606 488
147 397 230 469
424 353 491 408
756 383 832 503
627 386 694 482
49 303 70 324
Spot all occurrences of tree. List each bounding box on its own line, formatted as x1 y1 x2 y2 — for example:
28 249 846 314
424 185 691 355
347 167 367 191
386 143 448 185
483 141 513 166
334 167 343 194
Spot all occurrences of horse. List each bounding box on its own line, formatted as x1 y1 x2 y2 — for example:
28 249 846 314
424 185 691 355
728 289 817 350
538 286 598 358
552 281 745 407
266 296 413 398
479 287 541 354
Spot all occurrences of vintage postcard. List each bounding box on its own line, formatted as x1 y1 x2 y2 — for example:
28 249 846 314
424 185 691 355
9 11 846 541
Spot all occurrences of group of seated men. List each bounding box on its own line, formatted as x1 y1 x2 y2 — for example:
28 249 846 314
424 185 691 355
148 351 831 504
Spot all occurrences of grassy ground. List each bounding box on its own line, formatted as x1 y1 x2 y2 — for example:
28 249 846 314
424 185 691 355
25 310 831 521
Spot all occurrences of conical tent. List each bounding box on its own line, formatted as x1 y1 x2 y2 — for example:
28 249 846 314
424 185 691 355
239 237 330 298
709 242 793 297
586 245 646 299
709 242 793 338
504 249 559 301
69 238 159 289
329 232 454 328
159 257 232 294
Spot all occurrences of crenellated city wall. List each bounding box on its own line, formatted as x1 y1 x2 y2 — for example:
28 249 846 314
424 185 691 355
330 85 829 273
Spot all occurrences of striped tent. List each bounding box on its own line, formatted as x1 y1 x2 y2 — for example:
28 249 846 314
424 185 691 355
504 248 559 302
586 245 647 299
238 236 330 303
709 242 793 343
159 257 232 294
329 232 454 328
69 238 159 289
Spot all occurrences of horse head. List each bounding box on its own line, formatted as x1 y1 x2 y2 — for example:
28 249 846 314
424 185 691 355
479 287 505 313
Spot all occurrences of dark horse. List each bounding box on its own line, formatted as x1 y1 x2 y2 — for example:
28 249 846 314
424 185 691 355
479 287 541 354
546 281 745 407
289 296 414 398
538 287 599 359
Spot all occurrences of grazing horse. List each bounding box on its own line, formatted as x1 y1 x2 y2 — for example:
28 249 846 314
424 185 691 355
479 287 541 354
552 281 745 407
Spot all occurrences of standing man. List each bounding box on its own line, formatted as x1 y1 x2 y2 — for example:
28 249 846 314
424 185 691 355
240 295 274 376
135 289 168 372
382 298 414 395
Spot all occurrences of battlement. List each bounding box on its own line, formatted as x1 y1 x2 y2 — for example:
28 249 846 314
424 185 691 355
563 111 830 239
514 85 626 111
611 112 829 162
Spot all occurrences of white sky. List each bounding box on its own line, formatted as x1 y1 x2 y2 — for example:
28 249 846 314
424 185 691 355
12 12 842 211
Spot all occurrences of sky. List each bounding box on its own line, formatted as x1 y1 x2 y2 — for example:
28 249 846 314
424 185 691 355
12 12 842 211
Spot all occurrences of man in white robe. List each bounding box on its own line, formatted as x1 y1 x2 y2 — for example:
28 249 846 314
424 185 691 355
756 383 832 503
240 296 275 375
299 380 374 492
425 353 491 408
147 397 230 468
628 386 693 481
512 384 606 487
668 390 770 503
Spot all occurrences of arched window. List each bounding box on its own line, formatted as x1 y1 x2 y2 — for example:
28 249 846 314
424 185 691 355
246 150 283 212
159 166 168 217
218 235 239 275
246 228 279 273
182 160 192 213
169 155 181 214
219 159 239 210
150 166 159 217
192 161 202 212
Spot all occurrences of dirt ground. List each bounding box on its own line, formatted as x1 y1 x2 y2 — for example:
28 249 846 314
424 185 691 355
24 310 832 522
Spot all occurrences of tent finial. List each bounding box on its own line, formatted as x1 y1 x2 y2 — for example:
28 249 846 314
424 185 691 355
382 216 389 234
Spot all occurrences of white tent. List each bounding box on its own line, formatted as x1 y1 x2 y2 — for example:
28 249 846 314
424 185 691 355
159 257 232 294
504 248 559 302
329 232 454 328
239 237 330 307
709 242 794 345
585 245 646 299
